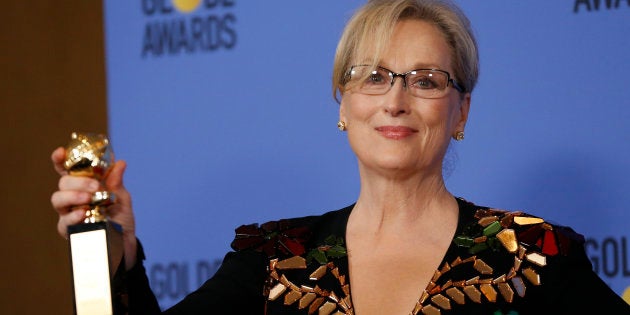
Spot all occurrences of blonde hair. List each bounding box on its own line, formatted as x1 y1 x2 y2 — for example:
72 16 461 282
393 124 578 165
332 0 479 102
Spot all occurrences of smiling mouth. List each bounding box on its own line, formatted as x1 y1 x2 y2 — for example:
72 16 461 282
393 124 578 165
375 126 418 139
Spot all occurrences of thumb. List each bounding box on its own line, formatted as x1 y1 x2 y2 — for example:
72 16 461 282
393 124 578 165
105 160 132 209
105 160 127 192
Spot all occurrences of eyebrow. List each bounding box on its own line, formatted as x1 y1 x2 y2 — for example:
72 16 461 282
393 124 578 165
377 64 447 72
372 60 446 70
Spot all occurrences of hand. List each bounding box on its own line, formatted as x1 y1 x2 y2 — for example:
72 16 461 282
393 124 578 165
50 146 138 269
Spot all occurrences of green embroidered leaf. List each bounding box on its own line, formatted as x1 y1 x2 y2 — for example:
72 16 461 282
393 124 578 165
483 221 502 236
305 235 348 265
327 245 347 258
311 250 328 264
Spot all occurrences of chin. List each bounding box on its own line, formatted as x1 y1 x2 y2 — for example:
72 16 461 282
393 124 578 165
368 155 420 172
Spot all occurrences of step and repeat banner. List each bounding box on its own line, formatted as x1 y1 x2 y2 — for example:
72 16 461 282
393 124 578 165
104 0 630 308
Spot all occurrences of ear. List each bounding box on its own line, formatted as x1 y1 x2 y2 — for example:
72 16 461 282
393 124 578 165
454 93 471 133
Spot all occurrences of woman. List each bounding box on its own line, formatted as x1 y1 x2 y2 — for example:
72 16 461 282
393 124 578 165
51 0 629 314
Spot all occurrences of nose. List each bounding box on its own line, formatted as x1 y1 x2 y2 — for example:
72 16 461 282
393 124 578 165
384 76 410 116
391 73 408 89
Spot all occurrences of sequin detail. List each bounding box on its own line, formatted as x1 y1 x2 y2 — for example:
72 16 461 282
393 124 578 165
265 257 353 314
231 219 311 257
412 207 576 314
233 202 581 314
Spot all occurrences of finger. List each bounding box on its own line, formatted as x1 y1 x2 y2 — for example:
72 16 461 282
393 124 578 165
58 174 101 192
51 147 68 176
57 209 89 239
51 190 92 215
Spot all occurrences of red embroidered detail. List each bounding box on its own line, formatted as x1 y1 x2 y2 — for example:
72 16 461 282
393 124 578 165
542 230 559 256
517 224 543 246
516 223 579 257
231 219 311 257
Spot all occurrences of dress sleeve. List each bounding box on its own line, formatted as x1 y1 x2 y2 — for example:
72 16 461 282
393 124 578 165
124 240 269 315
125 240 162 314
539 229 630 314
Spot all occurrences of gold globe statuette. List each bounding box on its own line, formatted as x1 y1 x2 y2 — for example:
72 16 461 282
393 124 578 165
63 132 124 315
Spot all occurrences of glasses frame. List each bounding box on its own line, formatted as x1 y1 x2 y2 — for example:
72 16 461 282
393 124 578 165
346 65 466 97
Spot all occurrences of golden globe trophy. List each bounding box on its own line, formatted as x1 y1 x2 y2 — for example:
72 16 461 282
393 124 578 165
64 132 124 315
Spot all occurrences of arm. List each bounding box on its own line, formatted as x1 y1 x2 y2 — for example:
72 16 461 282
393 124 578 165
120 240 268 315
161 249 268 314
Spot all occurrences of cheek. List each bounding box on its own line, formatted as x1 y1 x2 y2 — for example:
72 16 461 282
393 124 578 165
341 93 377 122
417 101 450 127
429 98 461 130
414 101 460 146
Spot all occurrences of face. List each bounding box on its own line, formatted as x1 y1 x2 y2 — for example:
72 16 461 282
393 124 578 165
339 19 470 179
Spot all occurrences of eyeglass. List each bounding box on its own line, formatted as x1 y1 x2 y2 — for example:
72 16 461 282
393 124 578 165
345 65 465 99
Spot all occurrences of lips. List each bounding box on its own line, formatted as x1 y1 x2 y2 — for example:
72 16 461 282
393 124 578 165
375 126 418 139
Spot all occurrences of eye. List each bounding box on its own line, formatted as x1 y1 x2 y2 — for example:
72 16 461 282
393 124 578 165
364 71 388 86
409 75 439 90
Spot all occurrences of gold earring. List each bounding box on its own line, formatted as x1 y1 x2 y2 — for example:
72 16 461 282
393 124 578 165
337 120 346 131
454 131 464 141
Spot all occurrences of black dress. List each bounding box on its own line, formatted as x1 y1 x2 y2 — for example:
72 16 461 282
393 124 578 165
120 197 630 314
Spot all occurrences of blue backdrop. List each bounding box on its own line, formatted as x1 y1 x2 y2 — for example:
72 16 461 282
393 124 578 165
104 0 630 308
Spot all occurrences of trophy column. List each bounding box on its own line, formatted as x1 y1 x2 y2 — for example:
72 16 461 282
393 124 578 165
64 132 124 315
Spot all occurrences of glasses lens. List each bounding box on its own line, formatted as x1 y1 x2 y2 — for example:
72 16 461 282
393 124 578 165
349 66 390 95
346 66 455 98
406 70 448 98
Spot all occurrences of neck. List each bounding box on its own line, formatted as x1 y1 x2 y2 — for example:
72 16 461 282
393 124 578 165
351 165 457 234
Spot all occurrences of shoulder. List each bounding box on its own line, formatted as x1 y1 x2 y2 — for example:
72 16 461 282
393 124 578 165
229 204 353 259
455 197 586 259
442 198 598 308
